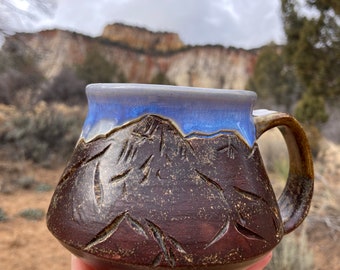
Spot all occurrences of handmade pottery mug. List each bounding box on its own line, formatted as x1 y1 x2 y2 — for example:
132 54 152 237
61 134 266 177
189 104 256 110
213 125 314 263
47 84 314 270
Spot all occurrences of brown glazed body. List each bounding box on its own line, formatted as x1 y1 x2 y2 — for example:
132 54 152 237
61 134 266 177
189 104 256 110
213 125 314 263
47 113 313 269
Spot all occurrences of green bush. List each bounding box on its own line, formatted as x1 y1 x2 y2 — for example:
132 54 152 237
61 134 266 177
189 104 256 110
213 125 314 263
35 183 53 192
0 45 45 105
15 176 36 190
42 67 86 105
150 71 174 85
0 208 8 222
19 208 45 221
0 103 83 164
76 47 119 84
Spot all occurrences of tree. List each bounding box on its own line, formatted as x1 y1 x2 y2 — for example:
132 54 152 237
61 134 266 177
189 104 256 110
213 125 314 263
76 47 123 84
0 41 44 105
42 67 86 105
247 43 301 112
294 93 328 125
281 0 339 155
281 0 340 125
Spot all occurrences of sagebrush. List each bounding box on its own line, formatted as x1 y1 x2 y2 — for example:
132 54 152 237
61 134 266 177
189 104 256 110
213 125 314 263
0 102 83 164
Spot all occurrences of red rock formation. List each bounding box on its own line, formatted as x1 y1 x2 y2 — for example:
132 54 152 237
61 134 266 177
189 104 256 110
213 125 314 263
3 24 257 89
102 23 185 52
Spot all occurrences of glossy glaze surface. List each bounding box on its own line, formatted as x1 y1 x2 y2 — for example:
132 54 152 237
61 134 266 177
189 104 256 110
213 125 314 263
82 84 257 146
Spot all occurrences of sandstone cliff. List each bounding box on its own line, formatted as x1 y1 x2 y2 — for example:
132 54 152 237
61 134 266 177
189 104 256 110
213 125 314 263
102 23 185 52
2 24 257 89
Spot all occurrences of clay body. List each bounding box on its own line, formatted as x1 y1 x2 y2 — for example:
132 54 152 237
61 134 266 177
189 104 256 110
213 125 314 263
47 84 314 269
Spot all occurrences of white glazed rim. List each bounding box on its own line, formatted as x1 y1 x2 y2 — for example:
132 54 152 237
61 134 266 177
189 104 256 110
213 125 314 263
86 83 257 100
83 83 257 146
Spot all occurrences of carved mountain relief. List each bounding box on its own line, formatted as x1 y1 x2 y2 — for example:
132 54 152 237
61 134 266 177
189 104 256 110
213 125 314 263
47 115 283 267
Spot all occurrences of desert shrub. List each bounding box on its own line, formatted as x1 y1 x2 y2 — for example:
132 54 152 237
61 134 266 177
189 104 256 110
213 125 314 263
15 176 36 190
19 208 45 221
35 183 53 192
76 47 118 84
0 45 44 105
302 125 322 158
0 102 83 164
42 67 86 105
150 71 174 85
294 94 328 158
0 208 8 222
265 226 314 270
0 51 9 73
0 69 43 105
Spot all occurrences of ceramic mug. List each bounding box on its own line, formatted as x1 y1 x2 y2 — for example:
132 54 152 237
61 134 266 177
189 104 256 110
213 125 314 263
47 84 314 270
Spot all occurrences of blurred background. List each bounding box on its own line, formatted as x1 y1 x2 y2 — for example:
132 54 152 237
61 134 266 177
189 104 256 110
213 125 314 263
0 0 339 269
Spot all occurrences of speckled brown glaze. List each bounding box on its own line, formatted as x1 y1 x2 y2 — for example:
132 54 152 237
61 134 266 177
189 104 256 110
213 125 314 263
47 114 313 269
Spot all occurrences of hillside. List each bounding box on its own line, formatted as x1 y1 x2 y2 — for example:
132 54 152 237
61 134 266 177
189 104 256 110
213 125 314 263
2 23 257 89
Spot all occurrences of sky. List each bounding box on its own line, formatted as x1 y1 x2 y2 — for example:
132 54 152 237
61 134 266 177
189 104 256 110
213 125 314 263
13 0 286 49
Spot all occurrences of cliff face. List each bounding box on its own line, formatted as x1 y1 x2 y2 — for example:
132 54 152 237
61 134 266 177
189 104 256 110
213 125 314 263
102 23 185 52
3 24 257 90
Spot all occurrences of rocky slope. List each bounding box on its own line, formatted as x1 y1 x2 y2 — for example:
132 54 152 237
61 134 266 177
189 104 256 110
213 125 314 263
2 23 257 89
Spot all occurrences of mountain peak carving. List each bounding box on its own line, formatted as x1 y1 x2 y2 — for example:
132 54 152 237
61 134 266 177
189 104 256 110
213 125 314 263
47 114 282 267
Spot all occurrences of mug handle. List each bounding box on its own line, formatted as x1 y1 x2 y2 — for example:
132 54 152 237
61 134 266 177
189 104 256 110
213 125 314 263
254 110 314 234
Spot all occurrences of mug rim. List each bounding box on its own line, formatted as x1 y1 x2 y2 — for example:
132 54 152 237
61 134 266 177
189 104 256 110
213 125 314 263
82 83 257 146
86 83 257 99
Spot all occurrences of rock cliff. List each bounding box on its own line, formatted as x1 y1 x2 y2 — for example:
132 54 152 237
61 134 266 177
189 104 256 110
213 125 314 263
102 23 185 52
2 24 257 89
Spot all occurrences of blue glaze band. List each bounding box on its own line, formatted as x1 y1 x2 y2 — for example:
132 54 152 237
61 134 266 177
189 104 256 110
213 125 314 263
81 84 257 146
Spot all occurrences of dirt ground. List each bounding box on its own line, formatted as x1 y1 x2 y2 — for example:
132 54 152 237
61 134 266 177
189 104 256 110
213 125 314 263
0 137 339 270
0 164 70 270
